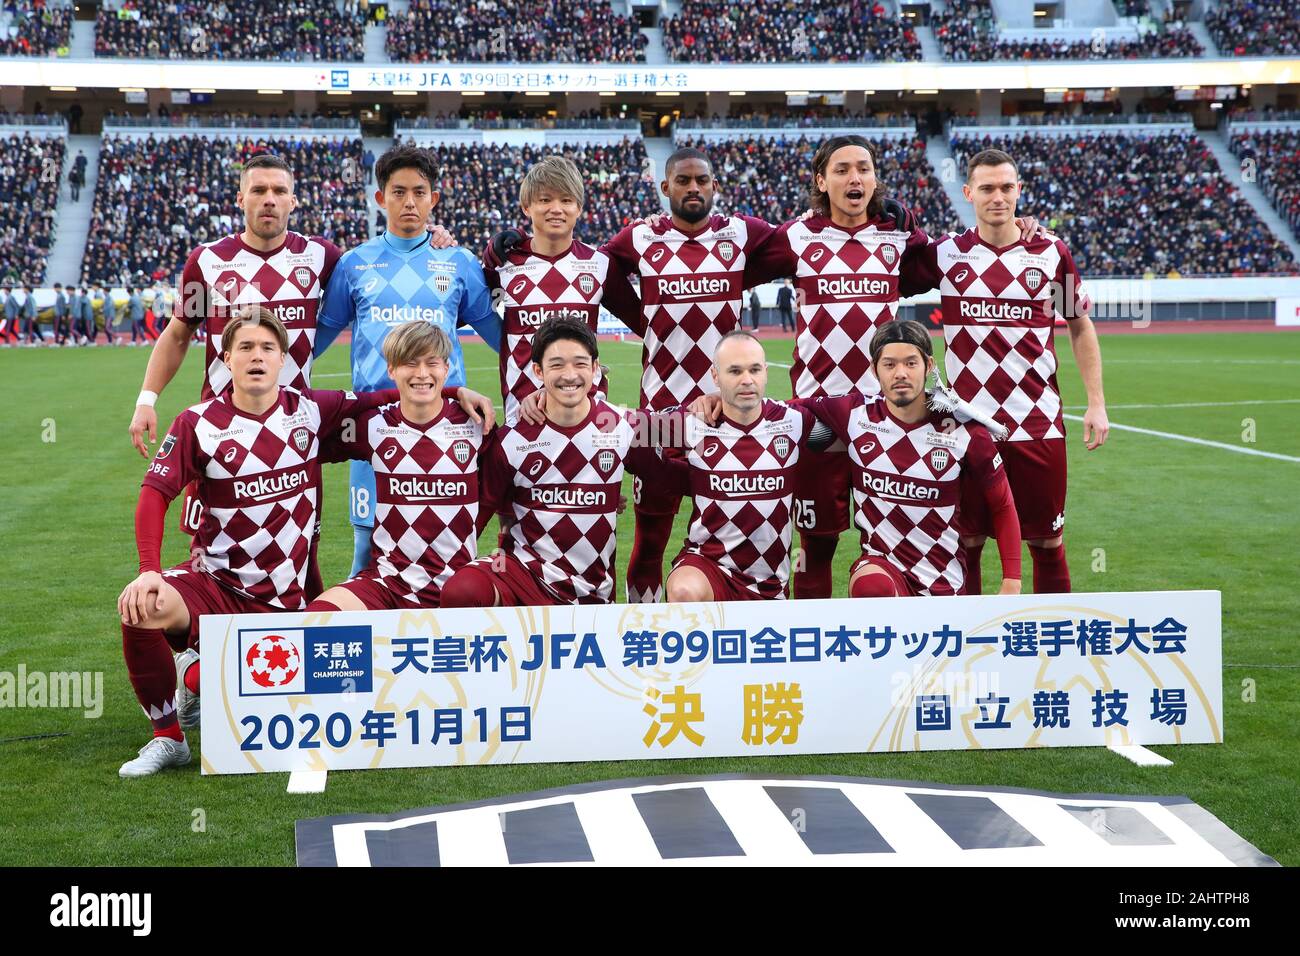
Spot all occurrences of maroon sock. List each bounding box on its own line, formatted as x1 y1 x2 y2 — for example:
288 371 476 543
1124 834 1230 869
1030 543 1071 593
626 509 675 603
963 541 986 595
850 573 900 598
122 623 183 740
439 566 499 607
793 532 838 599
305 598 340 612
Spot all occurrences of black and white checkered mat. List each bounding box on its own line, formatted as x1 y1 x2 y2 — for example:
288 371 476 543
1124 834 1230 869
296 774 1277 867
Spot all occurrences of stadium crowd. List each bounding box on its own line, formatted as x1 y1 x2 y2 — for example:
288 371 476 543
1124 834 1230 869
95 0 366 61
0 1 72 56
1230 127 1300 240
385 0 647 63
1206 1 1300 57
934 0 1202 60
392 136 660 249
951 131 1298 276
81 134 369 287
663 0 921 63
0 132 63 286
676 134 963 236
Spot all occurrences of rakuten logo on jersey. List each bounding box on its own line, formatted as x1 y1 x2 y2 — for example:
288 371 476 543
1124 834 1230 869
702 471 786 498
859 472 941 502
512 305 589 328
815 276 893 299
368 304 445 324
655 276 730 299
232 468 310 502
528 485 609 511
386 475 471 503
957 300 1034 323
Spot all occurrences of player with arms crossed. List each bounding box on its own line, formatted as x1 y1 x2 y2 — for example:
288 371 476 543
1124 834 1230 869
442 318 686 607
309 322 489 611
906 148 1108 594
314 145 503 581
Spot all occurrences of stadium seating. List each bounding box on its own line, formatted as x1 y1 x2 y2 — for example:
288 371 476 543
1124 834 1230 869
0 131 63 285
385 1 647 63
675 134 963 236
0 1 73 56
393 136 661 250
1206 1 1300 56
80 134 368 286
950 130 1297 276
663 0 921 63
1229 127 1300 241
94 0 366 61
934 0 1202 60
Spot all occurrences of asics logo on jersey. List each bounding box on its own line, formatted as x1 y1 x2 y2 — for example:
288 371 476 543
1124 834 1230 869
702 442 719 457
650 248 667 264
953 268 970 284
511 280 528 296
383 445 398 461
809 249 825 263
527 459 545 477
222 447 238 463
363 276 378 294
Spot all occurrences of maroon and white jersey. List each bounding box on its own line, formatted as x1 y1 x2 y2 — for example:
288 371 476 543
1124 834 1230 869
143 386 392 608
603 214 775 410
174 232 342 400
322 401 485 606
484 237 643 423
481 399 683 603
915 230 1090 442
808 392 1006 596
747 214 931 398
676 400 816 599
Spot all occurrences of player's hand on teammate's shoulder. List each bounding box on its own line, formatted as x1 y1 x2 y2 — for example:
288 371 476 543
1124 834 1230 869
1015 216 1054 242
488 227 526 264
118 571 164 626
1082 404 1110 450
129 405 158 459
518 388 548 425
427 222 457 249
687 393 723 425
449 387 496 429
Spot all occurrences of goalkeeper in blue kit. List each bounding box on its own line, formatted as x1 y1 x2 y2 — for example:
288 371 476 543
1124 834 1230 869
316 145 503 576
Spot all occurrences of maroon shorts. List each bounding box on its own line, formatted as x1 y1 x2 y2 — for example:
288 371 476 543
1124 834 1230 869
631 445 685 517
792 444 852 536
958 438 1067 542
336 569 428 610
162 562 277 651
467 553 560 607
849 554 919 597
670 553 766 602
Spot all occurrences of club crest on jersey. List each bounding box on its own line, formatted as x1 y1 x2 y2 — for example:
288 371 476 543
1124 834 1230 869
596 449 616 474
577 273 595 296
452 440 473 465
1023 268 1044 291
716 241 735 263
291 427 311 453
880 244 897 266
156 434 176 460
294 267 312 288
433 273 451 295
928 448 951 472
772 435 790 460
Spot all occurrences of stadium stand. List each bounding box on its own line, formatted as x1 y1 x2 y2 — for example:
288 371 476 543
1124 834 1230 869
949 129 1298 276
0 129 64 286
94 0 366 61
0 1 73 56
392 135 661 249
1229 126 1300 241
675 133 963 236
80 133 368 286
1206 0 1300 57
385 0 648 63
663 0 922 63
933 0 1202 60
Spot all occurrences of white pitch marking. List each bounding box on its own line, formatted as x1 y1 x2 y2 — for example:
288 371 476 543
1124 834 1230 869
1065 399 1300 411
287 769 328 793
1063 414 1300 463
571 790 668 866
1108 743 1174 767
703 781 811 863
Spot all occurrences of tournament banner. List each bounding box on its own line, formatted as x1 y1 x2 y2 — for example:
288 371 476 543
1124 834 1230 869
199 590 1221 775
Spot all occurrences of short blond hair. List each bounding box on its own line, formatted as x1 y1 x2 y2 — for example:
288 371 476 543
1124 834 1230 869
520 155 584 209
221 305 288 356
383 321 452 368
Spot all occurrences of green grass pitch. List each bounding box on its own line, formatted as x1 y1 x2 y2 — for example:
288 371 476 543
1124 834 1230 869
0 330 1296 865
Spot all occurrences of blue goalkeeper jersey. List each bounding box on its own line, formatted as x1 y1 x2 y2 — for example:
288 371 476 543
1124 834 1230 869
315 229 502 390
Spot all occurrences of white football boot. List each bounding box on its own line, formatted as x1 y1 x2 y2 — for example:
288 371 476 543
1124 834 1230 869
119 736 191 778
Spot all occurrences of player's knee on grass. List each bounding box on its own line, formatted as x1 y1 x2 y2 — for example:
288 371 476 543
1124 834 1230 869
850 568 900 599
666 566 714 604
440 566 500 608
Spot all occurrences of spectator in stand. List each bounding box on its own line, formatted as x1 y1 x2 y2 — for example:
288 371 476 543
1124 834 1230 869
664 0 921 63
386 1 647 63
0 1 73 56
1207 1 1300 57
0 131 64 286
1230 127 1300 241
